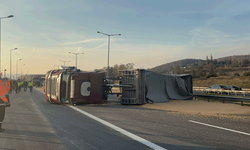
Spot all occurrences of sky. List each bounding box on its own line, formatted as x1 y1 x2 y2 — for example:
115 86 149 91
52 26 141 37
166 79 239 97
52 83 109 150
0 0 250 77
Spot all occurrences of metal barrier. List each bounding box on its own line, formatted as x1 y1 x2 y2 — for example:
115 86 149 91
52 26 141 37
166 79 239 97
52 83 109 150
193 94 250 106
193 87 250 96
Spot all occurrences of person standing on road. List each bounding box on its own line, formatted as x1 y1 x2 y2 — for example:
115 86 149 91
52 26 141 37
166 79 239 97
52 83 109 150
28 81 33 92
23 81 28 92
0 79 10 132
17 80 22 92
15 80 18 94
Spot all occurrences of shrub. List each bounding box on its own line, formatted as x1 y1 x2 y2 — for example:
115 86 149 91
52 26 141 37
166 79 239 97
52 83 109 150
234 72 240 76
243 71 250 76
206 73 217 78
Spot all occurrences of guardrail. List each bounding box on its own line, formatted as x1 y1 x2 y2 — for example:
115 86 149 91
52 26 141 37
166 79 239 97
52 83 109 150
193 94 250 106
193 87 250 96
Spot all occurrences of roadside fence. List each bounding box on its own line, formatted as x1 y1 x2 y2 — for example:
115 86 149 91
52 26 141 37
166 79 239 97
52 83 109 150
193 87 250 96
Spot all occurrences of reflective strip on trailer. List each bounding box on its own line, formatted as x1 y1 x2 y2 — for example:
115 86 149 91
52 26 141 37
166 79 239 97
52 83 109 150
70 80 75 98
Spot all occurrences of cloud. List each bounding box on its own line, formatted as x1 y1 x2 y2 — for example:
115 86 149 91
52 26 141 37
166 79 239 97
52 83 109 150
177 12 214 21
61 38 106 45
188 27 239 50
89 42 107 50
205 17 221 26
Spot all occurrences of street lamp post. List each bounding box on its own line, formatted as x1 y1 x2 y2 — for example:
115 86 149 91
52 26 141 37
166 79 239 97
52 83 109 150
97 31 121 77
59 60 70 67
0 15 14 76
10 48 17 80
69 52 84 69
16 59 21 79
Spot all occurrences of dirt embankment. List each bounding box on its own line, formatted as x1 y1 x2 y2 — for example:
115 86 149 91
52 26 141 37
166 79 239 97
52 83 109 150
140 100 250 118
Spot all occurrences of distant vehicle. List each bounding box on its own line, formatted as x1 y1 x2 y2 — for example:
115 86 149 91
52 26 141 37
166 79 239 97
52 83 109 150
206 85 227 94
226 85 242 90
206 85 227 90
33 75 42 87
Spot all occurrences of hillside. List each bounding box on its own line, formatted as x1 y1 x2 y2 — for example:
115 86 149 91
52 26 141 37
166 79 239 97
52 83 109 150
150 59 206 73
216 55 250 62
150 54 250 73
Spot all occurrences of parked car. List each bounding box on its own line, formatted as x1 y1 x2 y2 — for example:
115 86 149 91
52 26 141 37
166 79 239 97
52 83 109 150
206 85 227 90
226 85 242 90
205 85 227 94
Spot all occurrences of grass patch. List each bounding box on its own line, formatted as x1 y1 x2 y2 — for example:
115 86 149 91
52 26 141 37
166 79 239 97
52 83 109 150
193 76 250 88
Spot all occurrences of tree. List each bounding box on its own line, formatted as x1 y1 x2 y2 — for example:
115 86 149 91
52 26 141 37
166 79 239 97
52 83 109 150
207 63 215 74
112 64 119 77
197 66 203 77
118 64 126 71
192 69 196 78
243 71 250 76
94 67 106 72
198 59 202 67
174 66 181 74
206 56 209 65
231 55 238 67
218 68 226 76
213 59 217 66
226 59 231 67
241 59 249 67
125 63 134 70
94 63 135 77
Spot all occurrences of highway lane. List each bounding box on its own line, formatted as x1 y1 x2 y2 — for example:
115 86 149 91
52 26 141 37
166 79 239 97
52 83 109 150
0 89 150 150
74 95 250 150
0 88 250 149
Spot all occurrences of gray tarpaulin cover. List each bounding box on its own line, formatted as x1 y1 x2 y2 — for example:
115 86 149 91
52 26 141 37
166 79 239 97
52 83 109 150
145 71 193 103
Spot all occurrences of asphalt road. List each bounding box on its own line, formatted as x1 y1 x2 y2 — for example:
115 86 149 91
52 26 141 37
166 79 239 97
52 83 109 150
0 88 249 150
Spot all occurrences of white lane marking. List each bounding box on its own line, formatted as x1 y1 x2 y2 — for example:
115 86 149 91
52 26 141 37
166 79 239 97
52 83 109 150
189 120 250 136
35 88 45 94
36 89 166 150
69 106 167 150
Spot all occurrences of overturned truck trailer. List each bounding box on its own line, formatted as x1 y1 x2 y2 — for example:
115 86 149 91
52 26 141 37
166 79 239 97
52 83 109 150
44 68 193 105
45 67 107 104
118 69 193 104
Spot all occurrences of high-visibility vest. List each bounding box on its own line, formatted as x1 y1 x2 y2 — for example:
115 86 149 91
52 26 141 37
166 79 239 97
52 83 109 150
5 81 10 91
28 82 33 86
18 82 22 86
0 80 10 107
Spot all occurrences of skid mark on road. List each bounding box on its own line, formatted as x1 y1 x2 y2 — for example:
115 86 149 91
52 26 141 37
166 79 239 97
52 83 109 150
189 120 250 136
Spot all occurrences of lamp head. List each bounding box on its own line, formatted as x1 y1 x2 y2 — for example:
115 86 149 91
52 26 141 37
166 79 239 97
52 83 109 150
69 52 71 53
119 34 121 36
14 48 17 50
7 15 14 18
97 31 100 33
